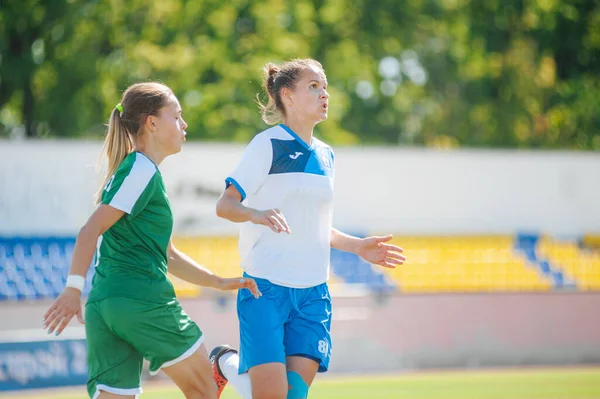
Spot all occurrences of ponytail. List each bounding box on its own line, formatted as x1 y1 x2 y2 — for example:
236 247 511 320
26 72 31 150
265 63 279 99
95 108 133 204
258 63 283 125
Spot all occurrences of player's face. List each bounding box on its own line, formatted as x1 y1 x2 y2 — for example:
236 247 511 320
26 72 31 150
288 66 329 124
155 95 187 155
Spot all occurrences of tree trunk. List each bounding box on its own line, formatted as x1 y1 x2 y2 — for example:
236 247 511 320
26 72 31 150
23 78 34 137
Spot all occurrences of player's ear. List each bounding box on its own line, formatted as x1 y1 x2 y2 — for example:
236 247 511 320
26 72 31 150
281 87 293 108
144 114 157 133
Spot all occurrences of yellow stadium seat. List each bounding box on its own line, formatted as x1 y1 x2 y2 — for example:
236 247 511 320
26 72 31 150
382 236 551 293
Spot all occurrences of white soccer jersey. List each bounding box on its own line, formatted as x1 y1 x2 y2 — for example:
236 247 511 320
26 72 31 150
226 124 335 288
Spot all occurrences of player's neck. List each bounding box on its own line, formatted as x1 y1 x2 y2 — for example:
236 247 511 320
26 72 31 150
283 118 314 147
132 145 166 166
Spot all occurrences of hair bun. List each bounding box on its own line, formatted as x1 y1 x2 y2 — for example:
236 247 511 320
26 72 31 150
267 64 279 77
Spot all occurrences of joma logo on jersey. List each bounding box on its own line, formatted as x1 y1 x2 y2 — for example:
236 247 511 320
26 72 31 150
289 151 303 160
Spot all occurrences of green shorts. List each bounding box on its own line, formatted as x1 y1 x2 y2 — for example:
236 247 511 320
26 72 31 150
85 297 203 398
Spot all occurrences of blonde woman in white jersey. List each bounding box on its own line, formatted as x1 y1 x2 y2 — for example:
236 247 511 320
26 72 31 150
209 59 405 399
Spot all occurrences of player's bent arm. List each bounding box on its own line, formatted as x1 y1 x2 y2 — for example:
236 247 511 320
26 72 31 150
215 185 255 223
68 204 125 279
216 185 291 233
166 241 220 288
44 205 124 334
167 241 262 297
330 228 362 254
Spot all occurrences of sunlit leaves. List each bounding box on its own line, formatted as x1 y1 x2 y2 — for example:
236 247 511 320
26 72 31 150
0 0 598 149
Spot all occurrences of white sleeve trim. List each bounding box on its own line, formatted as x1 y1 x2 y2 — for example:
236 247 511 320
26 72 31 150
109 153 156 214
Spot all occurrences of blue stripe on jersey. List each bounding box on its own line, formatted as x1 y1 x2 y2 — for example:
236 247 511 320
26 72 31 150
305 148 332 177
226 177 247 201
269 139 333 177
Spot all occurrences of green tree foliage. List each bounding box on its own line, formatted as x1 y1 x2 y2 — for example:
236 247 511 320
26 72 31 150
1 0 598 149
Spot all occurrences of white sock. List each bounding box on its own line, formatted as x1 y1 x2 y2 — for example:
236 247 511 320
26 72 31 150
218 352 252 399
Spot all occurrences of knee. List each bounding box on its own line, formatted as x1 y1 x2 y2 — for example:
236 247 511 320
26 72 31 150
253 392 287 399
252 372 309 399
286 371 309 399
180 379 217 399
252 381 288 399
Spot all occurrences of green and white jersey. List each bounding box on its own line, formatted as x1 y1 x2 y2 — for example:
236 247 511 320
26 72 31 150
87 151 176 303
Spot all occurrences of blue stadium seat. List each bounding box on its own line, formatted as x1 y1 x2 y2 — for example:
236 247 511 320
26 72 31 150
330 248 397 293
0 237 94 301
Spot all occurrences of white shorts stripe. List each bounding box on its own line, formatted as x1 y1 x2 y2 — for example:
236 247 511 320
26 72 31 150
149 334 205 376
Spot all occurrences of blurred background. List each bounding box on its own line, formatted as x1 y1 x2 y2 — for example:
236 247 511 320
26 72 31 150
1 0 599 398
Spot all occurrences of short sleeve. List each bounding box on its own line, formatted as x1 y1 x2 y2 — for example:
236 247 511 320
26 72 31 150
101 154 157 217
226 134 273 201
330 148 335 179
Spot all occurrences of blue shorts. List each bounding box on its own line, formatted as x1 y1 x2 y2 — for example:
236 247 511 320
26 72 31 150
237 273 332 373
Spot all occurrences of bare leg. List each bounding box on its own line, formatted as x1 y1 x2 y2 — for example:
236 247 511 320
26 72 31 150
162 343 218 399
285 356 319 399
248 362 288 399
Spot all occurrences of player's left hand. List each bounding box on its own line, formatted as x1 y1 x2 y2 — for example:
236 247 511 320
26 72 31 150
356 235 405 268
218 277 262 299
43 287 85 336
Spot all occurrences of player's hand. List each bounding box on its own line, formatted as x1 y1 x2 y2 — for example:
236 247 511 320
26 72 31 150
217 277 262 299
43 287 85 336
356 235 405 268
250 208 291 234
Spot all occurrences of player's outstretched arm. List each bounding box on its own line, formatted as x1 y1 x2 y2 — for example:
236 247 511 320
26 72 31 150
330 228 406 269
44 205 125 335
167 240 261 298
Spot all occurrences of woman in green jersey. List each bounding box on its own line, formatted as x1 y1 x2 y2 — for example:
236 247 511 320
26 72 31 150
43 82 260 399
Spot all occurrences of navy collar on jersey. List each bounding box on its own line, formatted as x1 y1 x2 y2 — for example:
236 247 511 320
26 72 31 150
279 123 314 151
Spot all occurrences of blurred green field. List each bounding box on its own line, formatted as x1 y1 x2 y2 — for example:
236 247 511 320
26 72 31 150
8 368 600 399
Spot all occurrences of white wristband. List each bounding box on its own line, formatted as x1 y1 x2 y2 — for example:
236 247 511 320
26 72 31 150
65 275 85 292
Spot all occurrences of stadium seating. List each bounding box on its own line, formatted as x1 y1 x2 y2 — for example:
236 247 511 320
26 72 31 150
1 234 598 300
0 237 94 301
171 237 359 295
537 236 600 290
382 236 553 292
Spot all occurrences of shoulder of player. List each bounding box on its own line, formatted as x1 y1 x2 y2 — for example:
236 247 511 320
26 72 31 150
246 126 285 153
250 127 334 155
311 137 333 154
254 126 332 146
252 125 289 142
114 152 159 180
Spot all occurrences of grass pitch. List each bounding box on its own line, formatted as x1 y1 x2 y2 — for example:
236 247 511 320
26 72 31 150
7 367 600 399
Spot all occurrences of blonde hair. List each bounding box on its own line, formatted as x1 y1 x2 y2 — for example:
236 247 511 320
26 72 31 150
257 58 324 125
95 82 173 204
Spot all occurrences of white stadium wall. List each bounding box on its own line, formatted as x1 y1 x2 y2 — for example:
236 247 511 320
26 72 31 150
0 140 599 236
